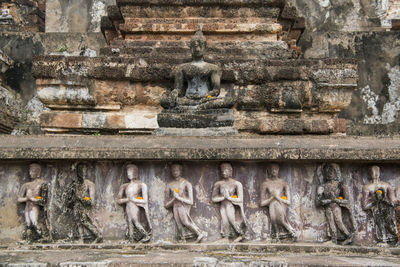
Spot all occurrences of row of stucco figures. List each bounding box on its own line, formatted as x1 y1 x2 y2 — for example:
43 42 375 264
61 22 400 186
18 162 399 245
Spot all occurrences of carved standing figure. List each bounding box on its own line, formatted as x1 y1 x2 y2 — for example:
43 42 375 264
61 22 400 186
17 163 49 242
63 162 102 243
260 163 297 241
362 165 398 245
165 163 207 242
212 163 246 242
160 27 233 110
316 163 355 245
116 164 152 243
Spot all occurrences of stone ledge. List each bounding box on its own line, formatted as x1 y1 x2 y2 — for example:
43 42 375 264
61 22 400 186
0 136 400 161
1 243 400 257
115 0 285 7
32 56 357 84
2 247 399 267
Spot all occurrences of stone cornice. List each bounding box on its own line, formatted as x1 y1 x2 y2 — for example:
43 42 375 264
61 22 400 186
0 136 399 162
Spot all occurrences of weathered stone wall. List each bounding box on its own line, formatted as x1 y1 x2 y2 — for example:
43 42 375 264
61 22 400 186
1 160 399 245
1 0 400 136
289 0 400 135
46 0 116 33
0 32 107 134
0 0 45 32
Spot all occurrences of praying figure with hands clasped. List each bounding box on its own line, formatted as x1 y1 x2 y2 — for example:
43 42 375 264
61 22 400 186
212 163 247 242
260 163 298 241
117 164 152 243
165 163 207 242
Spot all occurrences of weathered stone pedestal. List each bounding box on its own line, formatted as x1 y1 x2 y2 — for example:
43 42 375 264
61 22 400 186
156 108 237 136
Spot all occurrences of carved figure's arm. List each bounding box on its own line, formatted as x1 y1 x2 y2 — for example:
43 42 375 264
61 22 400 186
279 183 291 205
209 70 221 96
316 186 330 206
175 182 194 205
211 183 224 203
260 182 273 207
133 183 148 205
116 184 128 205
17 184 28 203
336 184 350 206
165 186 175 208
174 68 185 97
387 184 396 206
229 182 243 205
362 186 374 210
396 187 400 206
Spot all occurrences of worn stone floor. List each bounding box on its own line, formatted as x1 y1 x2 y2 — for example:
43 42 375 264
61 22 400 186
0 243 399 266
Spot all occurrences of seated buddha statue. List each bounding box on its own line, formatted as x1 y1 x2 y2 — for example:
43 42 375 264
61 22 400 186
161 28 234 110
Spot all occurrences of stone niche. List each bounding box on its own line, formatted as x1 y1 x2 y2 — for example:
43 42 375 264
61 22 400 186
1 159 399 245
33 0 358 135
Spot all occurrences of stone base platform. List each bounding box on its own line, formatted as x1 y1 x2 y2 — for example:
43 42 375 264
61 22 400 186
1 243 399 266
1 136 400 161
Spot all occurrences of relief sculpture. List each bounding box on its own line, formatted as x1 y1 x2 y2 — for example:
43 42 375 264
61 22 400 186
316 163 356 245
260 163 298 241
62 162 103 243
17 163 49 243
117 164 152 243
165 163 207 242
14 161 400 246
212 163 247 242
362 166 398 246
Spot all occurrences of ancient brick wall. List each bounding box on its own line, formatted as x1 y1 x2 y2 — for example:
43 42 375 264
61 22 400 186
0 0 400 135
0 0 45 32
45 0 115 32
289 0 400 135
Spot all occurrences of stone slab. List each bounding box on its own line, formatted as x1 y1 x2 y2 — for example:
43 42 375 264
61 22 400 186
157 109 235 128
32 56 357 84
115 0 285 7
153 127 238 136
0 136 400 161
0 245 399 266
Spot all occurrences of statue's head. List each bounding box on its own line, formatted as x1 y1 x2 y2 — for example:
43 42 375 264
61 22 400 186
322 163 339 182
29 163 41 180
190 27 207 60
170 163 182 179
220 162 233 179
266 163 279 178
369 165 380 182
126 164 139 181
76 162 88 182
